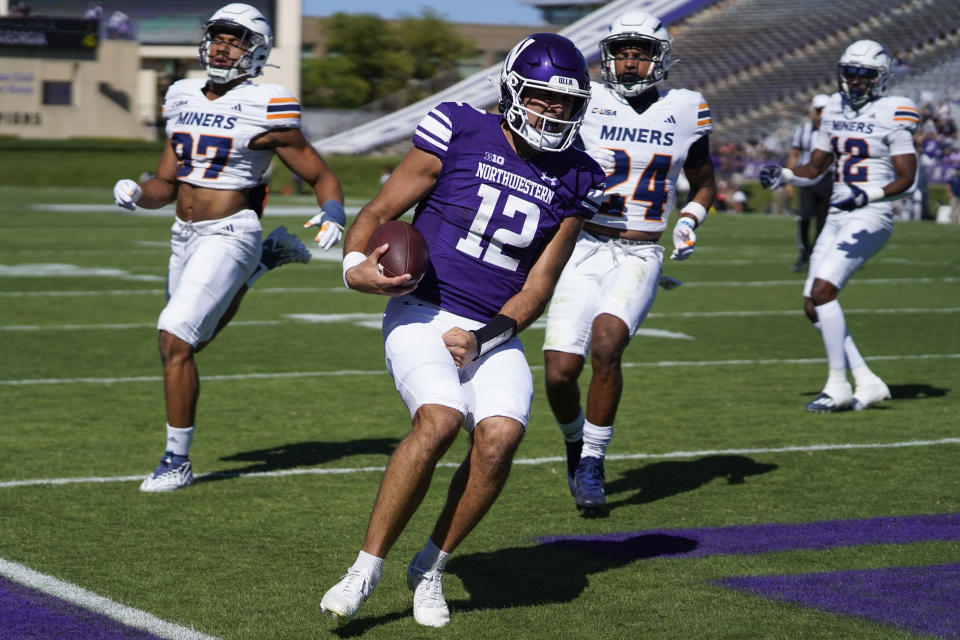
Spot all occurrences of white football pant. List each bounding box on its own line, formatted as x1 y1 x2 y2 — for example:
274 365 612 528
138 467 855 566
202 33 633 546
543 231 664 356
803 209 893 296
382 296 533 432
158 210 262 346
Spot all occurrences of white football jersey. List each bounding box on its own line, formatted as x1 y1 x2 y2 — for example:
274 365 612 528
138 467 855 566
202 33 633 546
162 79 302 190
578 82 713 233
814 93 919 214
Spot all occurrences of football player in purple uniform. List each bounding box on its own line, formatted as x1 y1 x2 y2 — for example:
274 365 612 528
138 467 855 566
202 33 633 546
319 33 606 627
112 3 344 491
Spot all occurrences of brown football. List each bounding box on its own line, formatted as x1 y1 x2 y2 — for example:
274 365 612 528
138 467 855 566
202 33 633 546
366 220 430 284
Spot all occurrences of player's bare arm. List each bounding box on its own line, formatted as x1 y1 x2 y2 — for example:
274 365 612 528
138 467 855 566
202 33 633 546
792 148 834 181
132 140 180 209
887 152 919 198
343 146 442 295
254 127 343 205
682 157 717 223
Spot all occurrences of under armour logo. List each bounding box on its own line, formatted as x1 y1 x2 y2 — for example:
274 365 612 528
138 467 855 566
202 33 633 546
664 115 677 124
232 104 242 111
541 173 558 187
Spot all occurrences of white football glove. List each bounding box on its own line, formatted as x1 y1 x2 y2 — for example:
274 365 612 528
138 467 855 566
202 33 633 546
670 217 697 261
587 147 616 173
303 200 346 251
113 179 141 211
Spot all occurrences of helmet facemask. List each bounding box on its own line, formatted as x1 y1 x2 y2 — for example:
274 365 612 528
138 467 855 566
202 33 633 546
600 34 670 97
500 71 590 152
200 22 268 84
837 64 887 108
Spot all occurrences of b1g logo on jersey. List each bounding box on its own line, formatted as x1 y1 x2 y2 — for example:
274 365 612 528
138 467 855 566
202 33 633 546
483 151 505 166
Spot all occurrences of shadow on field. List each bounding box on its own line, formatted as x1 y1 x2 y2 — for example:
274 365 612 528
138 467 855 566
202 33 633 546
323 535 699 635
889 383 948 401
447 535 697 612
193 438 400 483
604 455 778 512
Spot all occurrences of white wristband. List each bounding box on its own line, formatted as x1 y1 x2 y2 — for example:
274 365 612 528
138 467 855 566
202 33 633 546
780 167 796 185
680 201 708 226
865 185 886 203
342 251 366 288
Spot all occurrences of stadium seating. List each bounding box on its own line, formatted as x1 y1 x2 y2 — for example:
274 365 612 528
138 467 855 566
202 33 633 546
311 0 960 156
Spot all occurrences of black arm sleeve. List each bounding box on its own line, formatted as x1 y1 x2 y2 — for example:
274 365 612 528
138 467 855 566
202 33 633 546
683 135 711 171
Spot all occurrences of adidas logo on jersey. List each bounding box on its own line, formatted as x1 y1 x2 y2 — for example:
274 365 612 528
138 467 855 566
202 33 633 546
232 104 242 111
664 115 677 124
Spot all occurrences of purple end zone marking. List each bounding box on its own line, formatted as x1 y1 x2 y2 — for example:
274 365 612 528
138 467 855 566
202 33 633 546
716 564 960 639
535 513 960 559
0 575 165 640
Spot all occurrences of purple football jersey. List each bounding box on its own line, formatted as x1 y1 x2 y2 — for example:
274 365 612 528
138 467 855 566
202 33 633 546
410 101 606 322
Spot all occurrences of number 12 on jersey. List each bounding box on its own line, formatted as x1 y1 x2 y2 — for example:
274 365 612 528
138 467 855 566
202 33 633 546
455 184 541 272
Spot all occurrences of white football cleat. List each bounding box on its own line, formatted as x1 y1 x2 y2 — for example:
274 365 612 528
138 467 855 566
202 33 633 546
320 569 378 621
805 380 853 413
139 452 194 492
407 556 451 628
852 377 891 410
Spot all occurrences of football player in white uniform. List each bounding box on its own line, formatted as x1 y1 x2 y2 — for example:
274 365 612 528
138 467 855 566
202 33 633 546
112 3 345 491
760 39 919 412
541 11 716 514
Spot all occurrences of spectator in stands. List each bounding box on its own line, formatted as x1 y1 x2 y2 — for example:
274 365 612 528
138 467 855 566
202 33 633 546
949 168 960 224
105 11 134 39
9 2 31 16
83 4 103 21
786 94 832 271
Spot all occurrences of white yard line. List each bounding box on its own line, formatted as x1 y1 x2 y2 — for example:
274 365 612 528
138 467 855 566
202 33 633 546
0 557 222 640
2 437 958 490
1 275 958 297
2 307 959 332
2 352 957 387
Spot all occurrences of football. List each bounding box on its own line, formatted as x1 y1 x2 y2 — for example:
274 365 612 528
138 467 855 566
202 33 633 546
366 220 430 284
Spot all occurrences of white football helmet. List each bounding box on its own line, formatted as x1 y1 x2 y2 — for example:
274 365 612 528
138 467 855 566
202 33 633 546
837 39 890 108
199 3 273 84
600 11 672 98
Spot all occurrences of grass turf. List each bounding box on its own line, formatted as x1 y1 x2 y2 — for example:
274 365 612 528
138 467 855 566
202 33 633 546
1 181 959 639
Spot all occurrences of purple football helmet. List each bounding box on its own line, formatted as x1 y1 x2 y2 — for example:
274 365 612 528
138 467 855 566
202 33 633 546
498 33 592 152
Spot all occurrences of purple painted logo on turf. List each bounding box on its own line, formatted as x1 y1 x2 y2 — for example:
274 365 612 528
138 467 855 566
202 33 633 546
536 513 960 638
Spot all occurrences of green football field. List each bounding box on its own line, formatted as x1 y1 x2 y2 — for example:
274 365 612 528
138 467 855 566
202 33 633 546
1 184 958 639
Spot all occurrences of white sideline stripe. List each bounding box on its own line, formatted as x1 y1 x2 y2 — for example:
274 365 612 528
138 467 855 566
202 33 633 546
0 557 222 640
2 438 958 490
3 307 959 332
1 275 958 297
3 353 958 387
681 276 960 288
0 287 348 298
